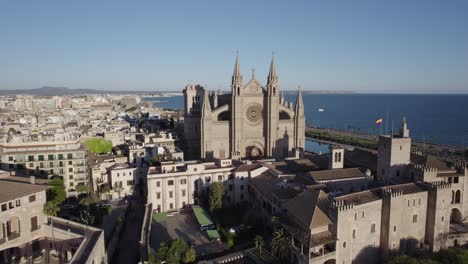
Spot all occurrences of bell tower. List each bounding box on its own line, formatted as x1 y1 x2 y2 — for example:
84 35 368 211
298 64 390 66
231 54 243 159
265 54 279 157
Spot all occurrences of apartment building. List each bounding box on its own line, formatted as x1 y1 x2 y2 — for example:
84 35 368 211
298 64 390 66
0 129 88 197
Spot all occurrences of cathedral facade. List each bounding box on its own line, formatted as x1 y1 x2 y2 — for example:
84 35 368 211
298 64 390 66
183 56 305 160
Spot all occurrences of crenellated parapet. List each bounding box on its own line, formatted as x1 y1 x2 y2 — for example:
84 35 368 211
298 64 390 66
455 162 467 174
419 181 451 190
381 187 403 198
413 164 439 174
332 199 355 211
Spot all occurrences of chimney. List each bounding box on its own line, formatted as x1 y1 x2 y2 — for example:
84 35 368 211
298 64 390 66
30 176 36 185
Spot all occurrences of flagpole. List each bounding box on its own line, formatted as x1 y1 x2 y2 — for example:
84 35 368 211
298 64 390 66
385 110 389 135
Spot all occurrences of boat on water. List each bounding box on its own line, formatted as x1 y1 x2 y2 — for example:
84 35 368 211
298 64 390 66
318 108 325 112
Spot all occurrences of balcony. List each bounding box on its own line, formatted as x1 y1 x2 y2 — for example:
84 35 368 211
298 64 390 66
8 232 20 240
0 237 5 245
310 243 336 263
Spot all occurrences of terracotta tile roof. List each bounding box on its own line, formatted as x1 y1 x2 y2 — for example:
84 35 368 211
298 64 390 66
335 190 381 205
0 179 49 203
235 163 262 172
310 230 337 247
382 183 426 195
306 167 367 182
344 149 377 172
286 189 332 230
411 153 451 171
437 172 464 177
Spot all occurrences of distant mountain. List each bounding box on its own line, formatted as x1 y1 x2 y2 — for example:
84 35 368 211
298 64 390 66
0 86 180 96
283 90 357 94
0 86 355 96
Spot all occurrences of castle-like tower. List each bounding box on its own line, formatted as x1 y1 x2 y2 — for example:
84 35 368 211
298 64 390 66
377 117 412 183
183 55 305 160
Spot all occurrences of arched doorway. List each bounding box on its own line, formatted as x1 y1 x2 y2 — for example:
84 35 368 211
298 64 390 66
450 208 463 224
324 259 336 264
246 146 263 159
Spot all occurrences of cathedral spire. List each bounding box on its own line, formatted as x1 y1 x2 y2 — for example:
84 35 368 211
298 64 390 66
294 85 305 151
267 53 278 84
267 53 278 96
232 53 242 83
232 53 243 95
295 86 303 113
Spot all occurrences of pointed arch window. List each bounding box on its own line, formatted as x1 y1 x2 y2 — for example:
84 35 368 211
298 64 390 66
455 190 461 204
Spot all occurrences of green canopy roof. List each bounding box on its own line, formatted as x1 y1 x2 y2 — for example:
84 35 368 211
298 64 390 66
206 229 221 239
192 206 214 227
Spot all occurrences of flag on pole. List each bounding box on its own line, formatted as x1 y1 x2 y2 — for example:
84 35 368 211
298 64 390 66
375 118 383 124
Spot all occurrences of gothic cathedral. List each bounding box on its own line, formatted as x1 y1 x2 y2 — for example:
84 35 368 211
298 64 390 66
183 55 305 160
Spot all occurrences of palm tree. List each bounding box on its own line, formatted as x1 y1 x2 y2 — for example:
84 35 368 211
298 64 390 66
43 202 60 251
44 201 60 217
271 228 289 260
254 235 265 254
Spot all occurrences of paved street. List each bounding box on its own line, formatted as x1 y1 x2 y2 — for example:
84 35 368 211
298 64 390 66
112 201 145 264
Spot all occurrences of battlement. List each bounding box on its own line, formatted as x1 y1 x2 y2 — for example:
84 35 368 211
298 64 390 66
332 199 355 211
413 164 439 173
411 150 423 156
420 181 451 190
381 187 403 197
455 162 467 170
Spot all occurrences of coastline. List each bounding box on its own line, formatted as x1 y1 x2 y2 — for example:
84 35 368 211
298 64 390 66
306 127 467 163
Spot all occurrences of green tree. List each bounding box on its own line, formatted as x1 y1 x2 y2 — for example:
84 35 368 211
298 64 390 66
166 238 187 264
76 184 89 194
433 248 468 264
182 246 196 263
254 235 265 254
386 255 438 264
155 242 169 263
208 182 224 213
43 201 60 217
271 228 289 260
47 178 66 204
156 239 188 264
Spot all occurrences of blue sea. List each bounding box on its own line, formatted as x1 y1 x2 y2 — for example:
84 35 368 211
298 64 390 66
144 94 468 147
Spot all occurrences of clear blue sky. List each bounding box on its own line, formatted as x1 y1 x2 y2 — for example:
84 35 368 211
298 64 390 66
1 0 467 93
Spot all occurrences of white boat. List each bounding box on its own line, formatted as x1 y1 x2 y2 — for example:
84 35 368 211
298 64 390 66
318 108 325 112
